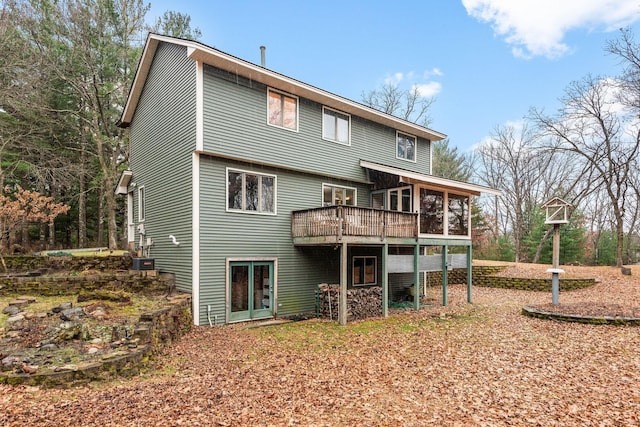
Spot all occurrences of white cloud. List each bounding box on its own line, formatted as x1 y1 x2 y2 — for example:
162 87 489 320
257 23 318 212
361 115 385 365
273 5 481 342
413 82 442 97
384 72 405 85
424 68 444 78
462 0 640 59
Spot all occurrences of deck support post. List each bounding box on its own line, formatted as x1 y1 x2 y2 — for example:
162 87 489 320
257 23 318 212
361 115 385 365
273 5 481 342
339 241 348 325
466 244 472 303
442 245 448 306
382 243 389 318
413 243 420 310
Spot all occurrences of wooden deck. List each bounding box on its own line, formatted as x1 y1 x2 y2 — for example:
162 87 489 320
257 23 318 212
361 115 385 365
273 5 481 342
291 206 418 244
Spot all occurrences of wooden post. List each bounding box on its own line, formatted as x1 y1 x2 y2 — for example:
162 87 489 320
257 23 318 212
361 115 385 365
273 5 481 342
466 244 472 303
442 245 448 306
339 241 348 325
413 243 420 310
382 243 388 318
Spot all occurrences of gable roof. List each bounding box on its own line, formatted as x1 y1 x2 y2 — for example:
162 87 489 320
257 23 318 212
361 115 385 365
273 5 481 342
119 33 447 143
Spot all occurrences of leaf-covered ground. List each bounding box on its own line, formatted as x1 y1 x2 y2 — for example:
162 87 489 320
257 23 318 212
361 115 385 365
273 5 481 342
1 263 639 426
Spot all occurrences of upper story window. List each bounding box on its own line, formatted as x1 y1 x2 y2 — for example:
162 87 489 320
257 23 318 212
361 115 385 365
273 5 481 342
227 168 276 215
322 107 350 145
396 132 417 162
322 184 356 207
268 88 298 131
138 186 146 222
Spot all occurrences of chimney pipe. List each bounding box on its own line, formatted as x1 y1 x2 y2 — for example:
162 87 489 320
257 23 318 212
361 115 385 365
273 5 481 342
260 45 266 67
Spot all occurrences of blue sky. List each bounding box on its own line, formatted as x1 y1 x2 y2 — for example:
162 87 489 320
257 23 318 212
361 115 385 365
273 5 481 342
147 0 640 152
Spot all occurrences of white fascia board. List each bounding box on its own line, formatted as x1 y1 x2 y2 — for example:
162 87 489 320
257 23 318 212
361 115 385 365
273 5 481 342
360 160 501 196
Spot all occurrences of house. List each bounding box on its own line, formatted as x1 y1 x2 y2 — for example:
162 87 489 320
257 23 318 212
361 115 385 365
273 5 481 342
117 33 500 326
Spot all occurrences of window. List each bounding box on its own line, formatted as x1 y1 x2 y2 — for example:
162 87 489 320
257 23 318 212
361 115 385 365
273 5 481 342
227 169 276 214
388 187 412 212
268 88 298 131
353 256 377 286
322 184 356 206
419 188 444 234
322 107 350 144
138 186 146 221
396 132 416 162
448 193 469 236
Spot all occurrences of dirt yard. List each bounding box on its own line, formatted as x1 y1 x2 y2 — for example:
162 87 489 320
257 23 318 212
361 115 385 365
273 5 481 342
1 263 639 426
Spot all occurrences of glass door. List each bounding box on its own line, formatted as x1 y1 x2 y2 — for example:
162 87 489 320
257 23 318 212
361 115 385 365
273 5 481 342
229 261 274 322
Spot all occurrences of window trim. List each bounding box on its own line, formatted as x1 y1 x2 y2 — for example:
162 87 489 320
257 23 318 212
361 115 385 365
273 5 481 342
267 88 299 132
322 183 357 207
322 106 351 145
396 131 417 163
353 256 377 286
226 167 277 215
137 186 146 222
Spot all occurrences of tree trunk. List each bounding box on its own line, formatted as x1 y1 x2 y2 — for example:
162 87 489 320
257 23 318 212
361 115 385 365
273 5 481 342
532 228 553 264
97 185 104 247
105 175 119 250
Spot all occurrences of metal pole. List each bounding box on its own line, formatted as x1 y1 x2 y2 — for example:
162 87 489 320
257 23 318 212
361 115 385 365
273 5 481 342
551 224 560 305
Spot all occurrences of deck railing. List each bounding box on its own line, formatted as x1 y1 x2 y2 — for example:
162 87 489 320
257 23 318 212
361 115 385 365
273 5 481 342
291 206 418 240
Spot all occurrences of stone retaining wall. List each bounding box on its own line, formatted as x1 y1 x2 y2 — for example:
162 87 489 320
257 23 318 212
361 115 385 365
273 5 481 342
0 272 174 296
0 294 192 388
473 275 595 291
1 255 133 273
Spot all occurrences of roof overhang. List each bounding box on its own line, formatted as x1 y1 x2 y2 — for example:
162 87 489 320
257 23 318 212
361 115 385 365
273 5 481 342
115 170 133 195
119 34 447 143
360 160 501 196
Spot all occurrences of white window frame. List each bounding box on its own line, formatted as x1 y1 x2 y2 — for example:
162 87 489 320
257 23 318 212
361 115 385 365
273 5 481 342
396 131 417 163
353 256 377 286
267 88 298 132
137 186 146 222
322 183 357 207
226 167 277 215
322 106 351 145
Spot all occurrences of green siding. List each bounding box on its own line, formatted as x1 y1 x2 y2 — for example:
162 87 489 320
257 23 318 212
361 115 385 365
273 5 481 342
128 42 196 293
202 65 431 183
197 155 370 324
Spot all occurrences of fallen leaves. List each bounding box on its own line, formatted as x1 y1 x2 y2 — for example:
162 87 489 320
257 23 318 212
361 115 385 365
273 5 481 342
1 263 640 426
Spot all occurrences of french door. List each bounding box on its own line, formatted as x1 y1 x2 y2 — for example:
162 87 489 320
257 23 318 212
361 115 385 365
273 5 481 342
229 261 274 322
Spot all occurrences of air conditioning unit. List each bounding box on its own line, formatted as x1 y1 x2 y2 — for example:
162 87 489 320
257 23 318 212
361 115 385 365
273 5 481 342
132 258 155 270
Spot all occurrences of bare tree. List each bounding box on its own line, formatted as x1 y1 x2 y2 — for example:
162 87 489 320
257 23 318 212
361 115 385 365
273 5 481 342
531 75 640 267
361 83 435 127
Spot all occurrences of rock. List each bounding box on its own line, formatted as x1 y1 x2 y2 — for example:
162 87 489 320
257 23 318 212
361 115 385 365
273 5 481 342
57 323 82 341
8 299 32 308
2 305 21 316
60 307 84 321
39 343 58 351
87 347 100 355
17 296 36 304
91 338 103 344
52 302 73 313
6 313 25 328
20 363 38 374
1 356 20 370
621 267 632 276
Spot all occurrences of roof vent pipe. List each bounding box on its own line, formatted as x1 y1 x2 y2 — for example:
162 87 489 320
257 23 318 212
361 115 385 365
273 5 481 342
260 45 266 67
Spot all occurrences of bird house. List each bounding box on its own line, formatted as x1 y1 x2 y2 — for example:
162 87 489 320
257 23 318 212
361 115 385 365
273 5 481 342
542 197 573 225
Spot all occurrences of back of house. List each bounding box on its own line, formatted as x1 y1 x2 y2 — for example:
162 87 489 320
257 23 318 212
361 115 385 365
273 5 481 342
118 33 498 326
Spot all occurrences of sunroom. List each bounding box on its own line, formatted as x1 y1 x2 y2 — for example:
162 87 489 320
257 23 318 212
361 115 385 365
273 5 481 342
291 160 500 324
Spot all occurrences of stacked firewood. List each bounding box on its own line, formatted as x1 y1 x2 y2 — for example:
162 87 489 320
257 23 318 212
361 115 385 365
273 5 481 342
317 284 382 321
